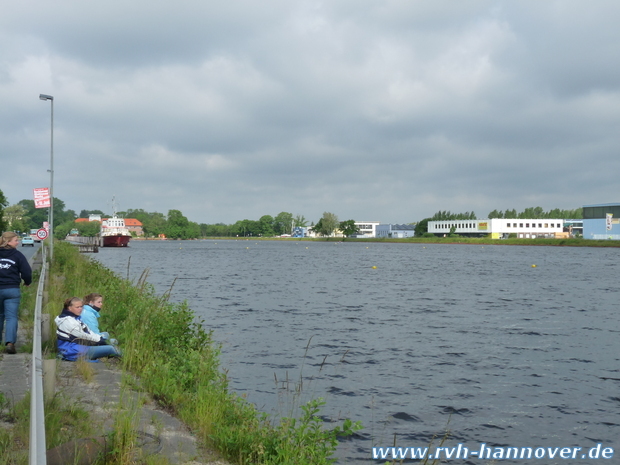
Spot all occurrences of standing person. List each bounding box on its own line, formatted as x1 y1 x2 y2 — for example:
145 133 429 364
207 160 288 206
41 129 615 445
0 232 32 354
55 297 121 361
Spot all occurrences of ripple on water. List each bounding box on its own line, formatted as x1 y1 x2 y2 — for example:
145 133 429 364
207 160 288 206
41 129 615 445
93 241 620 464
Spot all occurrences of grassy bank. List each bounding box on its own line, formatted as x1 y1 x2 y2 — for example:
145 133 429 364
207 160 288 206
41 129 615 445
45 241 360 464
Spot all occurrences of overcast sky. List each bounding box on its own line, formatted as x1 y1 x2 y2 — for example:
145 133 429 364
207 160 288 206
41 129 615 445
2 1 619 224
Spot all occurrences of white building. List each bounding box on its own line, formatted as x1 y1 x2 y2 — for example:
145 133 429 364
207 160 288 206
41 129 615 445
428 219 564 239
354 221 381 238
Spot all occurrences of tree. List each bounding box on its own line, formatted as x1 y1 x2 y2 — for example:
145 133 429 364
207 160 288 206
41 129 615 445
294 214 308 228
415 218 430 237
0 189 7 232
313 212 339 238
232 219 261 237
274 212 293 235
76 221 101 237
166 209 192 239
3 204 29 234
339 220 359 239
258 215 275 236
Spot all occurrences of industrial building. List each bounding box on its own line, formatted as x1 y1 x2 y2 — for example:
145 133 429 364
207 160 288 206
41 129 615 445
376 224 416 238
583 203 620 240
428 219 564 239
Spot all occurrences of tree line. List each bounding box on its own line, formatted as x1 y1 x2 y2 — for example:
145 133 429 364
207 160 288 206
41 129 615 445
0 187 583 240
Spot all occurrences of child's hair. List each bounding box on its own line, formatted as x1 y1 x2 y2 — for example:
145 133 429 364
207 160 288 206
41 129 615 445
64 297 83 309
84 293 103 304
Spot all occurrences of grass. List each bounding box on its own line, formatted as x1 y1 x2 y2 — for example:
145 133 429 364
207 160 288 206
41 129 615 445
42 241 362 464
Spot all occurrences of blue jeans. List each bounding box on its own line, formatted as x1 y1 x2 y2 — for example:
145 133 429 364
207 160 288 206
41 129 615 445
86 344 121 360
0 288 21 344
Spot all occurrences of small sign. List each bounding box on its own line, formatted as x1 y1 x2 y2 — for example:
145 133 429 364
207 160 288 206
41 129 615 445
36 228 48 240
606 213 613 231
33 188 51 209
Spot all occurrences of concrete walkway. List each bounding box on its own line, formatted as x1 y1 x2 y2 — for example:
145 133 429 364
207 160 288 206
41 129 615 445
0 352 31 406
0 350 229 464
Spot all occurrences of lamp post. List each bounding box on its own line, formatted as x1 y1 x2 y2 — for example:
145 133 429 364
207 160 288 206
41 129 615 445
39 94 54 260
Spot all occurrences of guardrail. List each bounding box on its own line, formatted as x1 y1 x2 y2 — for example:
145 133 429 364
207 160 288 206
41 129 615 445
29 244 48 465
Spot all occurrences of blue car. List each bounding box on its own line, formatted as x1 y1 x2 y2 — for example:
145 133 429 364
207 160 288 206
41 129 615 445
21 237 35 247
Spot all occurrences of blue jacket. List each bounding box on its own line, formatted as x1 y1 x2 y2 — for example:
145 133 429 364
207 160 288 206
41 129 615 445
81 304 103 336
0 247 32 289
55 307 106 361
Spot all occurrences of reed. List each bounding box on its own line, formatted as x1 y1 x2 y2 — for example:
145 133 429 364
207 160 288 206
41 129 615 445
46 241 361 464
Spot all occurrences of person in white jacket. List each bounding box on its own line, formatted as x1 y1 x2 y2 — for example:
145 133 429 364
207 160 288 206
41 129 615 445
55 297 120 361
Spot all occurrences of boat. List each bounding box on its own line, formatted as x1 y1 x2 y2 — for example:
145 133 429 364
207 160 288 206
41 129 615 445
100 214 131 247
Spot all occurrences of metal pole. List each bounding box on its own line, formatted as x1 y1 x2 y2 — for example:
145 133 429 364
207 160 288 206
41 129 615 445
39 94 54 261
49 99 54 261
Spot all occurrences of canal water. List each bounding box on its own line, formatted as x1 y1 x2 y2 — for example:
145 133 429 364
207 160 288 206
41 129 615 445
93 240 620 463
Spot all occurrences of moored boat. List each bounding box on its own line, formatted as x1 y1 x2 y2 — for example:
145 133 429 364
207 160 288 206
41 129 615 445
100 215 131 247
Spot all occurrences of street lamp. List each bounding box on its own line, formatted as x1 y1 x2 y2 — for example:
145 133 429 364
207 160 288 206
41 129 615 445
39 94 54 260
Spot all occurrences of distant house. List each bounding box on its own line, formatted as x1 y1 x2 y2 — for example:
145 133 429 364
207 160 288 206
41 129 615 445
124 218 144 236
75 216 144 236
376 224 416 238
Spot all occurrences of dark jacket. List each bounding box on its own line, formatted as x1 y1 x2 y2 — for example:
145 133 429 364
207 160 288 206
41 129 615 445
0 247 32 289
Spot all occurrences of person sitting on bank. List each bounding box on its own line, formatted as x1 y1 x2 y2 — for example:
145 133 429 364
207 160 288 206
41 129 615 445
81 292 116 342
55 297 121 361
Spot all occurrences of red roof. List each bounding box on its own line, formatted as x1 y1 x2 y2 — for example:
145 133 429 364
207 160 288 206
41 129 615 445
124 219 143 226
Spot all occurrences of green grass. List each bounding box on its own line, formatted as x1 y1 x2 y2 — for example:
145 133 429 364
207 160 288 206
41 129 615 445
44 241 361 464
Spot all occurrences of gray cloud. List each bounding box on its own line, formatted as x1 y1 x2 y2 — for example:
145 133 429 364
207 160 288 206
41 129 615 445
1 1 619 225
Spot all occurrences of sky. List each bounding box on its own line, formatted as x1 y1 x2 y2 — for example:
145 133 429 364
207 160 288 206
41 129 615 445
1 1 619 225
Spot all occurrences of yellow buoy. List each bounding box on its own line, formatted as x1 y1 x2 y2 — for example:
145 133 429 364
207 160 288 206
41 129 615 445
372 266 377 269
532 264 536 268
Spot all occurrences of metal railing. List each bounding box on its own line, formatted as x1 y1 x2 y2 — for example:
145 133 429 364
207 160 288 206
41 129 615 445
29 244 48 465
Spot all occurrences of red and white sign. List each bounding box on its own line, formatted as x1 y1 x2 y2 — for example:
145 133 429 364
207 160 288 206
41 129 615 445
36 229 48 240
33 188 51 209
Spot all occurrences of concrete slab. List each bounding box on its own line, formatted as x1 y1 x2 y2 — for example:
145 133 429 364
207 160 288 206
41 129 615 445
55 360 230 465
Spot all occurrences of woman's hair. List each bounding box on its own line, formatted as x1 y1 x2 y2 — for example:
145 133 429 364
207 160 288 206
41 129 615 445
84 293 102 304
63 297 83 309
0 231 18 249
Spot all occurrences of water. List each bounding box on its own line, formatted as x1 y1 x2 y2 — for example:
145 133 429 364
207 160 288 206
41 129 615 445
93 240 620 463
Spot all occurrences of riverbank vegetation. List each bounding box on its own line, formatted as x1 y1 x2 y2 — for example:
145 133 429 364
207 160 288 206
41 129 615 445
44 241 361 464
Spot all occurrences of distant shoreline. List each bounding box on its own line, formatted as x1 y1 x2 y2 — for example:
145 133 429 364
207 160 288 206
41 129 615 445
131 236 620 247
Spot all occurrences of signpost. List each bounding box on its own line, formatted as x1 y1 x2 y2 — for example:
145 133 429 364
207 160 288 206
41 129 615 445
36 229 48 241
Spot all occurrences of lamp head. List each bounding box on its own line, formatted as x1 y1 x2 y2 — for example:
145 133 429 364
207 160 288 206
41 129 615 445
39 94 54 101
